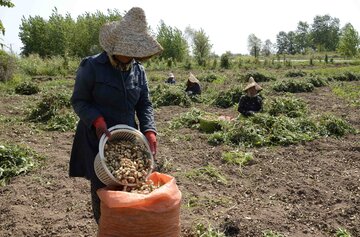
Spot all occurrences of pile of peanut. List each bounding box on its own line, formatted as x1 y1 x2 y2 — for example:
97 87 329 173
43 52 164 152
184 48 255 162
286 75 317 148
104 140 152 187
123 180 161 194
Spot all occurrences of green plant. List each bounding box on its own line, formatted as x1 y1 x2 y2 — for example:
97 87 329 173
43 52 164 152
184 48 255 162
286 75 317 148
207 132 226 146
331 82 360 107
267 96 308 118
227 119 268 147
186 164 227 185
151 84 192 108
330 72 360 82
285 70 306 77
27 92 71 123
319 114 356 137
244 71 276 82
199 113 223 133
170 108 204 129
211 86 244 108
222 151 253 166
199 73 218 83
225 114 320 147
307 76 328 87
14 81 40 95
336 228 352 237
45 111 78 131
0 143 42 186
273 80 314 93
18 54 72 76
194 223 226 237
0 50 16 82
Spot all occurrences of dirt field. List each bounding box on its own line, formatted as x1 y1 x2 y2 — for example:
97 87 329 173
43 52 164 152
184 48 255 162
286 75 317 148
0 80 359 237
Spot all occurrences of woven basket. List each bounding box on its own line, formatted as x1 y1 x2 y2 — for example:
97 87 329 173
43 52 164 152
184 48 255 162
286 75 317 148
94 125 154 186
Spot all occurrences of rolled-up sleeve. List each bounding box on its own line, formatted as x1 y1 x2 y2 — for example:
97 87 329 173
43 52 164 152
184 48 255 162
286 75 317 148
71 58 101 128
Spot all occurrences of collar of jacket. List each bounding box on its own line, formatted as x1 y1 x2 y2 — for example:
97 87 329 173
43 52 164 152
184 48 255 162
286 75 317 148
95 51 140 71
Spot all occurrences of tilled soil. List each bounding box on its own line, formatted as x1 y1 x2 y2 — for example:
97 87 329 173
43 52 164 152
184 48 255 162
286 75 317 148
0 84 359 237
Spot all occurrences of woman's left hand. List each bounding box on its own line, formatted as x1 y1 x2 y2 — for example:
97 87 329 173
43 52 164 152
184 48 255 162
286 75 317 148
145 131 157 157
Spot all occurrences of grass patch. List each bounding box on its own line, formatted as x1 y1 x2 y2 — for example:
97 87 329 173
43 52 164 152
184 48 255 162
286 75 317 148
336 228 352 237
266 95 308 118
26 92 77 131
193 223 226 237
331 82 360 107
151 83 192 107
169 108 204 129
222 151 253 166
186 164 227 185
273 80 314 93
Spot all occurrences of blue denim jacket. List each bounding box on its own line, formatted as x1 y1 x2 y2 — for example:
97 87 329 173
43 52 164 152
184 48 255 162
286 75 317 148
69 51 156 179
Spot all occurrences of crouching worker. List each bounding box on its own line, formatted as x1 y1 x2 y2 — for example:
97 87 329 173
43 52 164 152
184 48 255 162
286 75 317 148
165 72 176 84
238 77 263 116
185 72 201 96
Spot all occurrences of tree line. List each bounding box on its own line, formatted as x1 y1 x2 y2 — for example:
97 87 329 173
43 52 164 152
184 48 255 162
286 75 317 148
2 2 360 64
248 15 360 58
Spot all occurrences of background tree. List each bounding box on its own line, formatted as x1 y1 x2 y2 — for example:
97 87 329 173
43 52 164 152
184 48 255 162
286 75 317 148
220 51 231 69
276 31 297 55
19 15 49 57
0 0 14 35
247 34 262 58
337 23 360 57
70 10 121 57
311 14 340 51
186 27 212 66
276 31 288 55
261 39 274 56
294 21 311 53
0 0 15 48
46 8 68 57
286 31 297 55
156 20 189 62
19 8 121 57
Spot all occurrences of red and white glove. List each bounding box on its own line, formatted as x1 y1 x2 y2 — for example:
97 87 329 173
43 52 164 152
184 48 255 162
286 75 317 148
145 131 157 157
93 116 111 140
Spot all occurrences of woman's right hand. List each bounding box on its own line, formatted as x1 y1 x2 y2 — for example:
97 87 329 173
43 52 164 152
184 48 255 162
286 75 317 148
93 116 111 139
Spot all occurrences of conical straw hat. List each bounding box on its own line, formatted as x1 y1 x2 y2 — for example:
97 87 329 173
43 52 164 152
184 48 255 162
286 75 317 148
243 77 262 91
188 72 200 84
99 7 163 58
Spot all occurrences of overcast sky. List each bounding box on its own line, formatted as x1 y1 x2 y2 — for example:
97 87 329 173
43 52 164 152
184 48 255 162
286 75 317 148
1 0 360 55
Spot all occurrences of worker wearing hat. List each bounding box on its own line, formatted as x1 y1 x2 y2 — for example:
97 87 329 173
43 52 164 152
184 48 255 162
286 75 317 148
185 72 201 95
165 72 176 84
69 7 163 223
238 77 263 116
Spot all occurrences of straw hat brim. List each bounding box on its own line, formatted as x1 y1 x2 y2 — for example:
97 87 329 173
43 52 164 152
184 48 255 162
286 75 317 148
99 8 163 58
244 82 262 91
188 73 200 84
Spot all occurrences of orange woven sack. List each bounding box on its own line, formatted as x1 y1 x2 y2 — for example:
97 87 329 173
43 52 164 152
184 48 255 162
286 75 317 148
97 172 182 237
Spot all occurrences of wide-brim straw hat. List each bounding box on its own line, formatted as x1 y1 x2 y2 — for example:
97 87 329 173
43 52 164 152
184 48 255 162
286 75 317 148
99 7 163 58
243 77 262 91
168 73 174 78
188 72 200 84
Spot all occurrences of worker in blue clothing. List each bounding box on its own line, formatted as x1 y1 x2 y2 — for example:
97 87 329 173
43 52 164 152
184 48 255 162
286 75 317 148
185 72 201 96
69 7 163 224
238 77 263 116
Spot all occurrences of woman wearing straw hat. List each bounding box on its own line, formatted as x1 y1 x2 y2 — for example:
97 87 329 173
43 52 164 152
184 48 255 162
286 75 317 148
165 72 176 84
238 77 263 116
185 72 201 95
69 7 163 223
